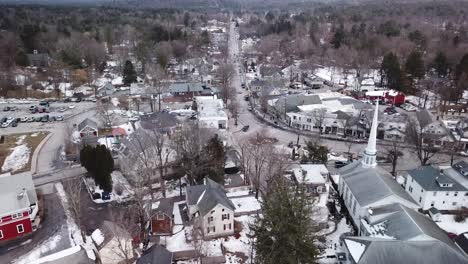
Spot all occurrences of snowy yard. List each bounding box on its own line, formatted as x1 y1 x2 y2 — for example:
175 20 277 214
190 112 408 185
0 132 48 173
318 218 353 262
230 196 261 214
436 214 468 235
84 170 133 203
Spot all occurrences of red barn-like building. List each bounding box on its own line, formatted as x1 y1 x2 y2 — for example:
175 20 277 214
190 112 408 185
0 172 39 242
365 90 406 106
151 199 174 236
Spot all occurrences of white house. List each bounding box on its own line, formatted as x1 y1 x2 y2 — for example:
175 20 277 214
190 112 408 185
292 164 329 194
405 165 468 210
338 103 419 230
195 96 228 130
186 179 235 238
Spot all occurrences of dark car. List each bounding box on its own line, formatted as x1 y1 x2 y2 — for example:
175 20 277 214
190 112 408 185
39 101 49 107
335 161 348 168
0 117 7 123
41 115 49 122
11 121 18 127
241 125 250 132
34 116 42 122
3 106 10 111
49 116 56 122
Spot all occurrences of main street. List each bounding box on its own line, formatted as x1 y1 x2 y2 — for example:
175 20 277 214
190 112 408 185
226 20 466 174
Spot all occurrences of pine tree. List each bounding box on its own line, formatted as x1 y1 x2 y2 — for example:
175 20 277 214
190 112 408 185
331 25 345 49
381 52 406 92
123 60 137 85
455 53 468 81
405 50 425 80
80 144 96 177
433 51 449 77
95 145 114 193
250 176 318 264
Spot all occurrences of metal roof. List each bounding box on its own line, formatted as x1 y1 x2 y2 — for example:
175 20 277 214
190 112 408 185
137 245 173 264
0 172 37 216
78 118 98 132
407 166 467 192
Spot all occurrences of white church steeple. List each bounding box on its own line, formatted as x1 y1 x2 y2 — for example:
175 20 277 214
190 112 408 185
362 102 379 168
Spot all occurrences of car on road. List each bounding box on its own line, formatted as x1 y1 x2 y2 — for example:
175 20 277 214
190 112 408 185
241 125 250 132
55 115 64 121
3 106 10 111
335 161 349 168
69 105 76 109
41 115 49 122
20 116 28 122
34 116 42 122
39 100 50 107
58 107 67 112
27 117 35 122
49 116 56 122
11 121 18 127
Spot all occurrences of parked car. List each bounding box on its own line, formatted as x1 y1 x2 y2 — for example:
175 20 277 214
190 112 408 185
49 116 56 122
3 106 10 111
41 115 49 122
55 115 64 121
11 121 18 127
27 117 35 122
34 116 42 122
20 117 28 122
58 107 66 112
241 125 250 132
69 105 76 109
9 106 17 111
0 117 6 123
39 101 49 107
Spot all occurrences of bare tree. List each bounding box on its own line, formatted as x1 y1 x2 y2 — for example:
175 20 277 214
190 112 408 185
108 210 137 264
217 62 235 103
385 138 401 176
406 118 439 165
146 63 167 112
312 108 327 134
228 98 240 126
97 99 115 128
62 178 86 242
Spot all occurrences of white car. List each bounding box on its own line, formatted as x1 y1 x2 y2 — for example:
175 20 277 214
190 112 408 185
68 105 76 109
20 116 28 122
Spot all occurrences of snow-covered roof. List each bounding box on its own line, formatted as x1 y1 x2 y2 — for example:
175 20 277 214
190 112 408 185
293 164 328 185
195 96 228 120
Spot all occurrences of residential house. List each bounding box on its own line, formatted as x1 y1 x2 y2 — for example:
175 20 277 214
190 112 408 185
27 50 50 67
249 79 271 93
78 118 98 138
186 179 235 238
168 83 218 102
151 198 174 236
405 164 468 210
455 233 468 257
416 109 453 147
381 114 407 142
338 104 419 230
138 112 180 135
455 118 468 152
0 172 39 242
137 245 173 264
365 90 405 106
195 96 228 130
95 220 135 264
292 164 328 195
342 203 468 264
97 82 115 97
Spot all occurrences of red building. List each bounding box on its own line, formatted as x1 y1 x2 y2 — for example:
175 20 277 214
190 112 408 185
365 90 406 106
0 172 39 242
150 199 174 236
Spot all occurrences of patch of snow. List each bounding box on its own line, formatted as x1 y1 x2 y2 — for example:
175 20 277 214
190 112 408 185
26 246 81 264
111 97 120 107
436 214 468 235
14 233 63 264
2 144 30 172
91 229 105 246
166 226 194 252
344 239 366 263
173 201 185 225
230 196 261 213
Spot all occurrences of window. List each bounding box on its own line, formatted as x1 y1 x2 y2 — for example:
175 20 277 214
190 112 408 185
208 216 214 223
421 189 424 193
409 186 413 193
455 192 458 197
17 224 24 234
157 213 165 220
211 227 215 233
453 202 457 206
11 213 22 219
0 230 3 239
207 227 210 234
224 224 232 231
211 210 215 214
419 197 422 203
431 201 435 207
446 192 449 196
222 214 230 220
433 192 437 196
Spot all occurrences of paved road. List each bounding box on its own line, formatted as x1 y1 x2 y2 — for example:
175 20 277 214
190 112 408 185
226 20 466 174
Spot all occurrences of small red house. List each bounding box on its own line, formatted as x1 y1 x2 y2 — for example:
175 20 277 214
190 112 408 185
366 90 405 106
150 199 174 236
0 172 39 242
78 118 98 138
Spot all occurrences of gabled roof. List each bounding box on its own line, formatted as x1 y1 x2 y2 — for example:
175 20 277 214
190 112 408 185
169 83 204 93
137 245 173 264
0 172 37 216
153 198 174 218
139 112 179 131
455 233 468 256
186 178 235 216
343 236 468 264
339 161 418 208
416 109 436 128
407 166 467 192
78 118 98 131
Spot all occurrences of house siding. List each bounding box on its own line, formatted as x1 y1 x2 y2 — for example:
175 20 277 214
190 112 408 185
0 214 33 241
151 214 173 235
202 204 234 238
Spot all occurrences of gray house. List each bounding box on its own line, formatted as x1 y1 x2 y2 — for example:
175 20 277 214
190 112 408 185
137 245 173 264
97 82 115 97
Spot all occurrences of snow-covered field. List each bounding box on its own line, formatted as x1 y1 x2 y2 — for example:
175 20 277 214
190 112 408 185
230 196 261 213
436 214 468 235
1 135 31 172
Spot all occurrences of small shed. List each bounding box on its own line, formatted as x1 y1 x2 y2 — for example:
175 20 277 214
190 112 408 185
151 198 174 236
428 207 441 222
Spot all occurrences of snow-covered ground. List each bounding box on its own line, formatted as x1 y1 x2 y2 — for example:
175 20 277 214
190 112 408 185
320 218 353 260
1 135 31 172
436 214 468 235
230 196 261 213
85 170 133 203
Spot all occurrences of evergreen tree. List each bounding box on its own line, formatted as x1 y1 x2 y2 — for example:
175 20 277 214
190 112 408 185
405 50 425 80
250 176 318 264
80 144 96 177
95 145 114 193
123 60 137 85
204 135 225 183
433 51 449 77
381 52 406 92
303 140 328 163
331 25 345 49
455 53 468 81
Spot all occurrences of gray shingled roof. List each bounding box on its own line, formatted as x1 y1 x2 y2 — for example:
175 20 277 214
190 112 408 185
154 198 174 217
137 245 173 264
339 161 417 207
169 83 204 93
407 166 467 192
139 112 179 131
416 109 435 128
275 94 322 112
344 236 468 264
78 118 98 131
186 178 235 216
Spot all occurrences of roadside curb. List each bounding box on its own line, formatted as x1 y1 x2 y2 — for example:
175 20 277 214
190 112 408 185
31 132 53 175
